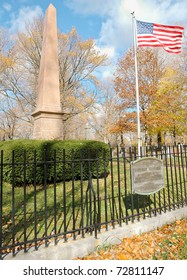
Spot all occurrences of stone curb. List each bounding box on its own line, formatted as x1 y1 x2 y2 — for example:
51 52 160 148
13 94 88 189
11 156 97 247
4 207 187 260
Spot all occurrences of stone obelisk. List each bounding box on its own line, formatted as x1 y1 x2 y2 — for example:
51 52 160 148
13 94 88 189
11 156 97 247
32 3 64 139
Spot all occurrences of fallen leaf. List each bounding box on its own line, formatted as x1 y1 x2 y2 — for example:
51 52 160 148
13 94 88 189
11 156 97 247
77 218 187 260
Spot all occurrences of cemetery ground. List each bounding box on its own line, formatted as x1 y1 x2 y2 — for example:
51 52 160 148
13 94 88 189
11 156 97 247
77 218 187 260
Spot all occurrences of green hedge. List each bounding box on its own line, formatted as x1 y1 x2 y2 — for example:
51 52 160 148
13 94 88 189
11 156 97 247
0 139 110 186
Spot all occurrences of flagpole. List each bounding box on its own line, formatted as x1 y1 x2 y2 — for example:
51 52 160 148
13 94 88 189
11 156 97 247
131 12 141 157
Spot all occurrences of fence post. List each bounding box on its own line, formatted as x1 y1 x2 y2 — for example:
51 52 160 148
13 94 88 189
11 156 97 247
0 150 3 259
53 149 57 245
116 146 122 226
71 149 76 240
33 150 38 250
23 150 27 252
86 172 98 238
62 149 67 242
110 147 115 228
43 147 48 247
11 150 16 256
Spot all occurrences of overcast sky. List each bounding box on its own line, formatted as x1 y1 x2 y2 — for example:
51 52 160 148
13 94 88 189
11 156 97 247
0 0 186 77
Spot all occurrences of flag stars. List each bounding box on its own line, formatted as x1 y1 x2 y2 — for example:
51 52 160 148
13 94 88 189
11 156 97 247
137 21 153 34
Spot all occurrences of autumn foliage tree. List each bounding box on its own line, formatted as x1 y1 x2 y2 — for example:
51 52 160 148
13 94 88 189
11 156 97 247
148 67 187 145
87 78 120 144
0 27 20 140
112 48 165 145
58 28 107 118
0 28 15 73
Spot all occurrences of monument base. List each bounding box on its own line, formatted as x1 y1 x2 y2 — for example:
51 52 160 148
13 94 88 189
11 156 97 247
32 111 64 140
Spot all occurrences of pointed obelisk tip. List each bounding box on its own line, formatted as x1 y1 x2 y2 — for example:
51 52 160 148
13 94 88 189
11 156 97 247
48 3 55 9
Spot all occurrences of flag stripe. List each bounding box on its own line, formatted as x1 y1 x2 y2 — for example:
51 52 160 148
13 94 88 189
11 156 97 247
138 35 182 42
136 20 184 54
154 23 184 31
138 39 182 46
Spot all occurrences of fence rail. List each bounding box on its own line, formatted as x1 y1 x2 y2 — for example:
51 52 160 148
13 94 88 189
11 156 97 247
0 145 187 259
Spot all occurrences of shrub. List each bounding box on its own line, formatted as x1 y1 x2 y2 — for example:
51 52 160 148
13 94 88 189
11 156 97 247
0 139 110 186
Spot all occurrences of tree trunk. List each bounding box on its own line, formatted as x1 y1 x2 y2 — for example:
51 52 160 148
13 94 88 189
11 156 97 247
157 131 162 149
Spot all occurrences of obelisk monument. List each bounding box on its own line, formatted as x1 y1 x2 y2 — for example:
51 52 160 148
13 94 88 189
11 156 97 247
32 3 64 139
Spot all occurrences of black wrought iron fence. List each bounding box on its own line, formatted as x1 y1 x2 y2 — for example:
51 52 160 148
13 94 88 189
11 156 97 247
0 145 187 259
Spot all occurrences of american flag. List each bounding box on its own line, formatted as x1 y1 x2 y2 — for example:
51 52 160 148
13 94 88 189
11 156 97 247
136 20 184 54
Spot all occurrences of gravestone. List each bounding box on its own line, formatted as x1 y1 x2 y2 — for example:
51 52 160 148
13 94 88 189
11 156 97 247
131 157 164 195
32 4 64 139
